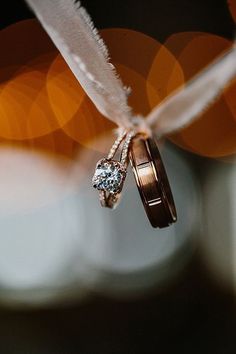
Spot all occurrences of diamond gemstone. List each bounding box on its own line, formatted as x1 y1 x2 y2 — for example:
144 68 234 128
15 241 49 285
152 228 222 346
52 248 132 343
92 159 126 194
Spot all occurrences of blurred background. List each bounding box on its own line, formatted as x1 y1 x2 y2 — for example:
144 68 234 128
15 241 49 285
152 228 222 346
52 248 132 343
0 0 236 353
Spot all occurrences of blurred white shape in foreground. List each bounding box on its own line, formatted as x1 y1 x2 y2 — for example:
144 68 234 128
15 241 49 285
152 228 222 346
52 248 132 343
202 158 236 292
0 143 200 306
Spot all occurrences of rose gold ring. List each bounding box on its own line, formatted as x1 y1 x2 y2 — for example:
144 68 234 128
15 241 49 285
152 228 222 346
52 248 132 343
92 129 135 209
129 136 177 228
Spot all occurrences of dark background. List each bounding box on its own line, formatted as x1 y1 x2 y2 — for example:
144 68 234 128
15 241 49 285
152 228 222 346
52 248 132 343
0 1 236 353
1 0 235 39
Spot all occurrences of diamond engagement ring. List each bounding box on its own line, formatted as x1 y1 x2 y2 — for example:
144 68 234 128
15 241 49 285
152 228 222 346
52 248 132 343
92 129 136 209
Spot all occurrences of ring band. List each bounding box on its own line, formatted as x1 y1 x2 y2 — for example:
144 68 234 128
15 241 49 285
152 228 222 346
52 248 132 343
129 136 177 228
99 190 121 209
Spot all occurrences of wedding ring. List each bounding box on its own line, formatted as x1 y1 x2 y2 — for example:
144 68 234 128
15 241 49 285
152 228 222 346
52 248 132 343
129 136 177 228
92 130 135 209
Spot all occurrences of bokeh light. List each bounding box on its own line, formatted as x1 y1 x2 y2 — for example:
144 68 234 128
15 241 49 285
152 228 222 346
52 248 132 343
228 0 236 22
164 32 236 157
0 20 60 139
46 54 86 129
0 18 205 305
47 28 183 152
101 28 184 112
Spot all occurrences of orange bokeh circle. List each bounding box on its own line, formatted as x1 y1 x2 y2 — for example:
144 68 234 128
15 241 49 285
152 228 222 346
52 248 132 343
46 54 86 129
228 0 236 22
164 32 236 157
0 19 86 140
60 63 160 153
1 21 235 157
52 28 183 152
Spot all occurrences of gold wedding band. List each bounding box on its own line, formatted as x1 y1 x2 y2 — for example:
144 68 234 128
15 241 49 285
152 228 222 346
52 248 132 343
129 136 177 228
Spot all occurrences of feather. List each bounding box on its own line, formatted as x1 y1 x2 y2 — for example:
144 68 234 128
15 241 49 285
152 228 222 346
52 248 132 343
25 0 133 129
146 42 236 137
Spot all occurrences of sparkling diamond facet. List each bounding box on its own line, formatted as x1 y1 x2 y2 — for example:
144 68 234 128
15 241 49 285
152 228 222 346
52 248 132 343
92 159 126 194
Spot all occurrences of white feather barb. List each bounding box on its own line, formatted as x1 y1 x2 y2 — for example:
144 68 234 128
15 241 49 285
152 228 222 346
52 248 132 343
25 0 133 129
146 42 236 137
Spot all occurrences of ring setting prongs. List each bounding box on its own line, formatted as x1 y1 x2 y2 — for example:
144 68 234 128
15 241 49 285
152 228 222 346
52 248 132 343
92 158 127 195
